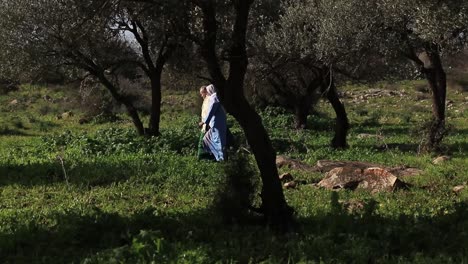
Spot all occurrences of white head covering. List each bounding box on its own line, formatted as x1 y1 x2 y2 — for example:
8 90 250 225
206 84 216 96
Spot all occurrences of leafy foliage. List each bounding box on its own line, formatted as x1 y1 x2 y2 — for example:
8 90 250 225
41 121 199 156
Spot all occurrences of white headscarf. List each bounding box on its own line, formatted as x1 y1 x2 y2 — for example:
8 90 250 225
206 84 216 96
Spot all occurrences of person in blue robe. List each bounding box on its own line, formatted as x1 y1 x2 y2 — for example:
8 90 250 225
201 84 227 161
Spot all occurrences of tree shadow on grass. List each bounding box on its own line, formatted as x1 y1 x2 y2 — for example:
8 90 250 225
306 114 335 132
271 138 310 154
352 125 411 136
293 192 468 262
0 159 156 187
373 139 468 156
446 141 468 155
1 192 467 263
374 143 421 153
0 128 30 136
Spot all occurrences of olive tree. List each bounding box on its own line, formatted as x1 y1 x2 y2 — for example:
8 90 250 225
376 0 468 151
115 0 188 135
0 0 150 134
187 0 294 229
257 0 349 148
128 0 294 228
288 0 468 151
0 0 188 136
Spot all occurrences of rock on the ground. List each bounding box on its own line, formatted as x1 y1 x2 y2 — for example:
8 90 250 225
279 172 294 182
316 160 380 173
276 155 316 171
283 181 297 189
316 160 422 178
356 133 384 140
453 185 465 193
317 166 406 193
388 166 423 177
432 156 451 164
61 111 74 119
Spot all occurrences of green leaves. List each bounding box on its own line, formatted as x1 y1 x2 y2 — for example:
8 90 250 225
41 119 199 156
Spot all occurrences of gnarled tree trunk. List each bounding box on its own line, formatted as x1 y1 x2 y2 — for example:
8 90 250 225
294 98 310 129
128 19 174 137
418 46 447 152
194 0 293 230
324 79 349 149
227 94 293 228
406 42 447 152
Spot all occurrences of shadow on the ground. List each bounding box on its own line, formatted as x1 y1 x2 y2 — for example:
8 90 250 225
0 158 157 187
1 192 466 263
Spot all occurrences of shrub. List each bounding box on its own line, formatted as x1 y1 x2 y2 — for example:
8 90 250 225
0 78 19 94
214 152 261 224
41 119 200 156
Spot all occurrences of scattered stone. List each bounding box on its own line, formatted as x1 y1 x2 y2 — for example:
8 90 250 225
388 166 423 178
362 167 407 191
452 185 465 193
283 181 297 189
61 111 74 119
276 155 316 171
9 99 18 105
277 157 422 177
316 160 380 173
276 157 421 192
279 172 294 182
317 166 406 193
432 156 451 164
357 133 384 140
317 167 361 190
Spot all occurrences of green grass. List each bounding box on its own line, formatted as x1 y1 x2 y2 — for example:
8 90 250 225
0 82 467 263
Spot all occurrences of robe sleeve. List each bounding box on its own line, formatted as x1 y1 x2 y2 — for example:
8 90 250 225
203 96 220 125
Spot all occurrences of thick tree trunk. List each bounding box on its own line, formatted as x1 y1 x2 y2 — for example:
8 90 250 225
195 0 293 230
294 99 309 129
124 102 146 136
420 48 447 151
325 80 349 149
228 96 293 229
295 72 323 130
129 20 173 137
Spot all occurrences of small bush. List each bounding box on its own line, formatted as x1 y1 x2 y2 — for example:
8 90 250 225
214 152 261 224
0 78 19 95
411 120 452 154
41 118 200 156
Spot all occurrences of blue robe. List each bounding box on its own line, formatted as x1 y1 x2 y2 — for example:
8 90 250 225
202 93 227 161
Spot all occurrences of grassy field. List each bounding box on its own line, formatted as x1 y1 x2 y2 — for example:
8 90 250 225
0 81 467 263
